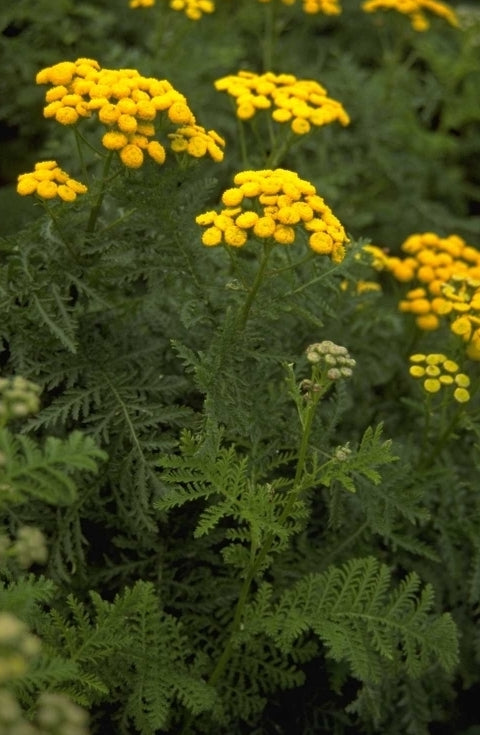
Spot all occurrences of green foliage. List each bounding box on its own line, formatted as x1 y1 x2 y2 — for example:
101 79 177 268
1 0 479 733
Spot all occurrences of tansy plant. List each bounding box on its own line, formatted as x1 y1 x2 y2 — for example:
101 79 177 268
3 3 479 734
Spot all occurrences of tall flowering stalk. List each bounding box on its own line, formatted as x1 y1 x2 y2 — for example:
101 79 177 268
204 340 355 698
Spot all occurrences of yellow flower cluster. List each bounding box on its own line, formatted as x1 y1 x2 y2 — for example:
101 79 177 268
36 58 224 168
214 71 349 134
16 161 87 202
130 0 215 18
442 276 480 360
367 233 480 332
362 0 458 31
195 168 349 260
168 125 225 161
257 0 341 15
409 353 470 403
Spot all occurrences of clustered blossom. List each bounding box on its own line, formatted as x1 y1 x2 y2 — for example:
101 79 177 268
36 58 224 169
362 0 458 31
0 613 41 682
409 353 471 403
258 0 342 15
130 0 215 18
0 376 41 425
214 71 349 135
195 168 349 260
305 340 356 380
365 234 480 360
16 161 87 202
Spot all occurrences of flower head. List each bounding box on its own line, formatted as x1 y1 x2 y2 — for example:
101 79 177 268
16 162 87 201
362 0 458 31
195 169 349 260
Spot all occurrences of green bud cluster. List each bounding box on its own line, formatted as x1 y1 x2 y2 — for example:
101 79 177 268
0 613 41 683
305 340 356 380
36 693 89 735
0 377 41 426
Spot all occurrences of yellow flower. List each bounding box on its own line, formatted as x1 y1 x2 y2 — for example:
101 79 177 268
102 131 129 150
16 176 38 196
168 101 195 125
453 387 470 403
257 0 341 14
36 58 224 170
214 70 349 135
147 141 166 164
362 0 458 30
16 162 87 201
408 353 471 402
196 168 348 256
119 144 144 168
201 227 223 246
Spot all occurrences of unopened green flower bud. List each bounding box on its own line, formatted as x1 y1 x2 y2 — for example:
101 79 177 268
13 527 48 568
0 688 22 723
327 368 342 380
0 613 26 644
335 444 352 461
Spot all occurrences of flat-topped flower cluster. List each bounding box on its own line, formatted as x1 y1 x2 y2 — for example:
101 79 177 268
214 71 350 135
362 0 458 31
257 0 342 15
130 0 214 18
36 58 225 169
366 234 480 360
16 161 87 202
196 168 349 260
409 353 470 402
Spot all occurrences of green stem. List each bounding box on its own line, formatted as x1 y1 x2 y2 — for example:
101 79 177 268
238 241 274 330
420 405 464 470
318 520 370 573
74 128 89 186
205 388 320 691
39 200 81 263
264 129 296 169
236 116 249 170
262 0 276 71
85 151 114 235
